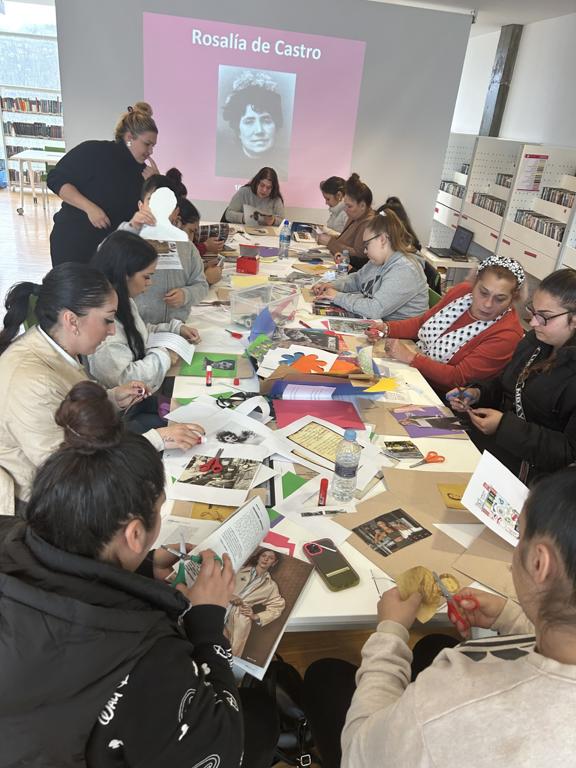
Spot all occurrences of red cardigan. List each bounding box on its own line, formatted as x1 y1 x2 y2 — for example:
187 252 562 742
386 282 524 391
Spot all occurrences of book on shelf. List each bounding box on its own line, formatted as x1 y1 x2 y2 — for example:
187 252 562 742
514 209 566 242
460 163 470 175
496 173 513 188
471 192 506 217
541 186 575 208
0 96 62 115
439 179 465 198
3 121 63 139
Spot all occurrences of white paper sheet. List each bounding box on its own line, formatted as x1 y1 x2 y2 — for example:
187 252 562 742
283 384 336 401
461 451 528 547
372 434 481 472
146 332 195 364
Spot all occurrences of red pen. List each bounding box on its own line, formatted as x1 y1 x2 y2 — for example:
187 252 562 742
205 364 213 387
299 320 312 329
318 478 329 506
226 328 244 339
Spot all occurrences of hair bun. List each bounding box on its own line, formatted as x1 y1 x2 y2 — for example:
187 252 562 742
347 172 361 184
132 101 153 117
55 381 123 454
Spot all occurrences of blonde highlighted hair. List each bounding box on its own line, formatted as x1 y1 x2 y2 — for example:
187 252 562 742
364 209 415 257
114 102 157 142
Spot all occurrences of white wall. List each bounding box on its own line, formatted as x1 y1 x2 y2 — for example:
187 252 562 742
451 13 576 148
54 0 471 241
500 13 576 147
451 31 499 135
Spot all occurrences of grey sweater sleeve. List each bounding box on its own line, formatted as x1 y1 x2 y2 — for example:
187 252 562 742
224 189 247 223
180 243 209 306
331 271 362 293
271 197 285 226
334 259 425 320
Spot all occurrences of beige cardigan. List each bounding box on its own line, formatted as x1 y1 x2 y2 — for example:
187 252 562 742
0 327 87 501
341 600 576 767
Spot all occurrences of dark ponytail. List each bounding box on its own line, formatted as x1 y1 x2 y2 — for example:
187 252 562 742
522 468 576 629
141 167 186 202
27 381 164 559
92 231 157 360
0 264 112 356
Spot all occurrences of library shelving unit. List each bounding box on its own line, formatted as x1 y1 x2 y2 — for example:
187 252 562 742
430 132 476 247
460 137 524 253
0 84 64 191
499 145 576 280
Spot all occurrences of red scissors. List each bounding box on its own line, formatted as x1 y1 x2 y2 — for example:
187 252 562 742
409 451 445 468
432 571 479 631
199 449 224 475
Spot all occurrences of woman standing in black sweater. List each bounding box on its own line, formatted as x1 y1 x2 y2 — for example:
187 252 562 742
48 102 160 266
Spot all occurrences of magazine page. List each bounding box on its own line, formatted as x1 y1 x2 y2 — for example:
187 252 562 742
226 545 313 680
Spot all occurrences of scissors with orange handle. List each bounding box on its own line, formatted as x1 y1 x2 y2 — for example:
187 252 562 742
432 571 480 631
199 449 224 474
409 450 445 468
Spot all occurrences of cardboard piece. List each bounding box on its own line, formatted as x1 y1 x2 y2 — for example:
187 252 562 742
335 489 467 581
382 469 477 525
357 401 468 439
452 527 516 600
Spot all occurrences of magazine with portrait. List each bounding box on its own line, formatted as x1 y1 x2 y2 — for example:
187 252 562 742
177 497 313 678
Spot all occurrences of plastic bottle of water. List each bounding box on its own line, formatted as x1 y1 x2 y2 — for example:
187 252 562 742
337 249 350 276
332 429 362 502
278 219 291 260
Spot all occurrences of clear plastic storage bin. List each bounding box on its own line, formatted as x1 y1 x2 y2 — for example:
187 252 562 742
230 284 299 328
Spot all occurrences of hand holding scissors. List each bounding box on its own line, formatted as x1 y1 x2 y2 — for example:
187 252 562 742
409 451 445 468
432 572 479 632
199 448 224 474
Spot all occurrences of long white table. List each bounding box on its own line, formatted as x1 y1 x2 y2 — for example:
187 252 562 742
9 148 66 214
162 239 482 631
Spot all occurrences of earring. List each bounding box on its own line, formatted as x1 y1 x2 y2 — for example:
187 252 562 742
74 327 80 337
127 140 132 148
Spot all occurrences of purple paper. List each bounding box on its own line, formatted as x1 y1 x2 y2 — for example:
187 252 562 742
391 406 465 438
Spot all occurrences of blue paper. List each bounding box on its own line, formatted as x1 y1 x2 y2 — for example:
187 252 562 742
248 306 277 342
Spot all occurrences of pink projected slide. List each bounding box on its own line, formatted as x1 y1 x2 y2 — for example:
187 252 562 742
143 13 366 208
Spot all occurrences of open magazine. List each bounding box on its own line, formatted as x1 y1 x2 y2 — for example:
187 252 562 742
163 497 313 679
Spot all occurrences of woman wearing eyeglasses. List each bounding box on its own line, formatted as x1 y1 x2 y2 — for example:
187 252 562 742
312 210 428 320
448 268 576 481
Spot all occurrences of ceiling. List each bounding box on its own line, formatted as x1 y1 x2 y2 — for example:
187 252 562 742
372 0 576 35
8 0 576 35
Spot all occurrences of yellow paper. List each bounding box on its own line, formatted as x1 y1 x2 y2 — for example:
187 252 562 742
437 483 467 510
230 274 269 289
365 377 398 393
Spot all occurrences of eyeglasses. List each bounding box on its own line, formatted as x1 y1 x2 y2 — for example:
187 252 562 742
525 302 572 326
362 233 381 252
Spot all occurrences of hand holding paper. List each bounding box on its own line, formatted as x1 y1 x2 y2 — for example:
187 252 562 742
147 331 196 364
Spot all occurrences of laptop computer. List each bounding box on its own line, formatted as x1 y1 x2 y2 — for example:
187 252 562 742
428 225 473 261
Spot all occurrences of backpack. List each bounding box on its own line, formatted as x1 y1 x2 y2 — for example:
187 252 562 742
241 654 315 767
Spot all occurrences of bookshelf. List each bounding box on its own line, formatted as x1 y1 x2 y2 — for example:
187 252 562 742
431 133 476 247
460 137 525 253
500 145 576 279
0 84 64 190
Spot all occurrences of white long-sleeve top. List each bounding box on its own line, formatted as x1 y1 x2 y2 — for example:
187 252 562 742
87 299 181 392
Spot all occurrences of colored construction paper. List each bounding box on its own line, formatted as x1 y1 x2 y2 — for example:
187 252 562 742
274 400 365 431
180 352 238 378
364 377 398 393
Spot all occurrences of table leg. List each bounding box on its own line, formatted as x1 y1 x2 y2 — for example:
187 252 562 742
28 161 37 205
17 160 24 214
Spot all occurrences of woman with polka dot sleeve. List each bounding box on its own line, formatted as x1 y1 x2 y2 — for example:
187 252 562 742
366 256 525 394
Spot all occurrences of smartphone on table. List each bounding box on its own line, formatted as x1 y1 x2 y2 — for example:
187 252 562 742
303 538 360 592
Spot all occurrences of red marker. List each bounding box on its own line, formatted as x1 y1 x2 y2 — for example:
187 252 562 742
205 364 213 387
226 328 244 339
318 478 329 506
233 378 240 386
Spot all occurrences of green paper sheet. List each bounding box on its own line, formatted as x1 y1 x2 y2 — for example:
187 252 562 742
180 352 238 378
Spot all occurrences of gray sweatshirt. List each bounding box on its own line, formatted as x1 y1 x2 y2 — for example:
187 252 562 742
330 251 428 320
118 222 209 324
224 186 285 226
